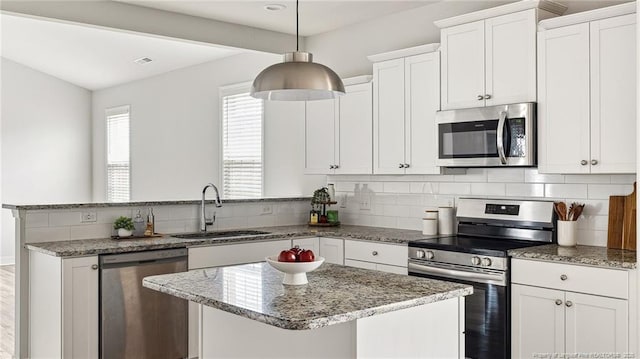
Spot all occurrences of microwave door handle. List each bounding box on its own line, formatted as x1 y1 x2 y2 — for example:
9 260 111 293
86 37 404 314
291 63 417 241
497 111 507 165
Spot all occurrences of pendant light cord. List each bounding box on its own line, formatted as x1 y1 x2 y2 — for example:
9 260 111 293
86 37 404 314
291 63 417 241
296 0 299 52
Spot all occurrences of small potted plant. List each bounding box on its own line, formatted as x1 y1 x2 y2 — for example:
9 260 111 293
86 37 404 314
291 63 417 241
114 216 135 237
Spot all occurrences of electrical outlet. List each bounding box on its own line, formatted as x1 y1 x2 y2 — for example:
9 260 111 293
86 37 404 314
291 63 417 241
261 205 273 215
339 194 347 208
81 212 97 223
360 196 371 211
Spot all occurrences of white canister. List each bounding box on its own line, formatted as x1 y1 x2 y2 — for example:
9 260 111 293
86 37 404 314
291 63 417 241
327 184 336 202
424 210 438 220
438 207 455 235
422 219 438 236
557 220 577 247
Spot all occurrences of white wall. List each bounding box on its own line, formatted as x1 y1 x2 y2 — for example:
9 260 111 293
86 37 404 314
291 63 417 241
0 58 92 264
92 51 325 201
306 0 632 78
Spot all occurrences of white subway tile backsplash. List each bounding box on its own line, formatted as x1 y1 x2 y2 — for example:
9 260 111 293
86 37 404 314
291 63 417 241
576 215 608 231
524 169 564 183
566 199 608 216
454 168 487 182
610 174 636 184
69 224 113 240
362 182 384 192
383 205 410 218
545 184 588 199
487 168 524 183
588 184 634 199
383 182 410 193
25 226 70 243
396 194 422 206
471 183 506 196
424 195 455 208
506 184 545 197
576 229 607 246
49 211 82 226
26 213 49 228
97 209 133 224
397 217 422 231
410 182 425 193
564 174 611 184
374 194 397 205
155 220 189 234
439 183 471 195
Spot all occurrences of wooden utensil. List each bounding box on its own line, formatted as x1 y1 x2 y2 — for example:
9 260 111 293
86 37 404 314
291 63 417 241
607 196 626 249
557 202 567 221
572 204 584 221
622 183 636 251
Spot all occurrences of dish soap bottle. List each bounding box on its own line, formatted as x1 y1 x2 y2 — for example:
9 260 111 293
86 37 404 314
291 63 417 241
133 210 145 237
145 208 155 236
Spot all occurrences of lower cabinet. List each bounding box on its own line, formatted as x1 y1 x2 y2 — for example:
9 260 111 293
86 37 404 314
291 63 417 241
343 240 407 275
29 252 99 359
293 237 345 265
511 259 631 357
187 239 292 358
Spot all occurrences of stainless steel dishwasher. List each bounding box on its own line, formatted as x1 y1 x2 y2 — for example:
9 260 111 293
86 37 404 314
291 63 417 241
100 248 188 359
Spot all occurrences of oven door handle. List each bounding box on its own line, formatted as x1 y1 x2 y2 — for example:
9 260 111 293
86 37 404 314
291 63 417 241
409 261 506 286
496 111 508 165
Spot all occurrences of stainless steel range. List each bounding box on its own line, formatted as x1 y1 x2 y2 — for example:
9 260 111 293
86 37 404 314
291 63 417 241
408 198 556 359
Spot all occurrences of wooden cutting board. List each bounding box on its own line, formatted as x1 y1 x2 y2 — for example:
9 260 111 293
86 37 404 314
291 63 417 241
622 183 637 250
608 182 636 250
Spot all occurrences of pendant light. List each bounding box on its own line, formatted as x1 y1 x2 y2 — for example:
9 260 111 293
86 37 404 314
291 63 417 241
250 0 345 101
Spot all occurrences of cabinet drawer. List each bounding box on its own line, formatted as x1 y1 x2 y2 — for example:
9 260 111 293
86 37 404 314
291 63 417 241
189 239 292 269
344 240 407 267
511 259 628 299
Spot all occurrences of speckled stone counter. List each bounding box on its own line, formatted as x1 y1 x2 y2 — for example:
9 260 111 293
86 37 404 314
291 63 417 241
26 225 433 257
142 262 472 330
509 244 637 269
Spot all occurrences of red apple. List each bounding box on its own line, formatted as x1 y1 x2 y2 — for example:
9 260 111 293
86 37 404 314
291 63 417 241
290 246 302 261
278 250 297 262
298 249 315 262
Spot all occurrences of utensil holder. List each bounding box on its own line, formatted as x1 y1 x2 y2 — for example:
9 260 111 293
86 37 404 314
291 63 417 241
557 220 577 247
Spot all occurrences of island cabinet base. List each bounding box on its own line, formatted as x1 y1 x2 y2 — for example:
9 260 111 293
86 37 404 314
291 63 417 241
199 297 464 358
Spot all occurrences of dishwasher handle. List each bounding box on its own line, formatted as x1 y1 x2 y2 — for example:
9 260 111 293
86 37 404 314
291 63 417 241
100 248 188 267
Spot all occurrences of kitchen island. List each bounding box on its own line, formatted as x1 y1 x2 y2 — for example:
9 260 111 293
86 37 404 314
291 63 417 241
143 262 472 358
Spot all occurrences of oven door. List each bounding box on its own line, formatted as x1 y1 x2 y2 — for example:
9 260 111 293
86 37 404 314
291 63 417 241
409 260 509 359
436 102 535 167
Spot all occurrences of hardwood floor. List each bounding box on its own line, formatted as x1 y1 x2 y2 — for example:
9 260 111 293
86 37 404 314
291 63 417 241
0 265 14 359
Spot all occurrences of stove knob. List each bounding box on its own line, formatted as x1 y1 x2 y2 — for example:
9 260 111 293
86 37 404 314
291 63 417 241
471 256 481 266
415 250 425 259
425 251 434 260
481 257 492 267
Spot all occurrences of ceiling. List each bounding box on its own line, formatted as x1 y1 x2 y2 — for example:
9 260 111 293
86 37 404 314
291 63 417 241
1 14 242 90
116 0 439 36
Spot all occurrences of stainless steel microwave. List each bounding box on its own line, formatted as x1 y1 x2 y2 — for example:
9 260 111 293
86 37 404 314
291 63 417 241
436 102 536 167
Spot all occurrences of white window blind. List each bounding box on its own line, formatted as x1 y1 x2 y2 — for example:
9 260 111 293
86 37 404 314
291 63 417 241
106 106 130 202
221 89 263 199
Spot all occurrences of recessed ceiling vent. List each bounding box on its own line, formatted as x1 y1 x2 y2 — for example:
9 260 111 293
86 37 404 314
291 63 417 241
134 57 153 65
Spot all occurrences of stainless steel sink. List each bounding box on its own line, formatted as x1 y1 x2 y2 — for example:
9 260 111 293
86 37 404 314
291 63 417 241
171 230 271 239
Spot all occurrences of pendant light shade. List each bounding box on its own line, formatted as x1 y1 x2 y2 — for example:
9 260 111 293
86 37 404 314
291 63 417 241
251 52 345 101
250 1 345 101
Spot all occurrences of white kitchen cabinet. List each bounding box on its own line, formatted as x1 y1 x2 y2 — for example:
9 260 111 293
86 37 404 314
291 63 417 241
440 10 536 109
304 78 372 175
188 239 292 358
511 259 631 357
372 47 441 174
538 8 636 174
29 252 99 359
292 237 320 255
344 239 407 275
318 237 344 265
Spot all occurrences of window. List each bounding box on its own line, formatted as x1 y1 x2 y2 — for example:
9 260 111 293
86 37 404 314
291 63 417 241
106 106 130 202
221 86 263 199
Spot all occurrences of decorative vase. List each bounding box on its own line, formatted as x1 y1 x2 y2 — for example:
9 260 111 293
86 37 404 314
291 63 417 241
557 220 577 247
118 228 133 237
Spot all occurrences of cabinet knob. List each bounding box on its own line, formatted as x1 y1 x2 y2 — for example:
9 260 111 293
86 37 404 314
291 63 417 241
334 165 339 169
484 94 492 99
404 163 410 168
477 95 484 101
565 300 573 307
591 159 598 166
580 160 588 166
560 274 568 281
555 299 563 306
372 251 379 256
329 165 333 169
91 264 98 270
399 163 405 168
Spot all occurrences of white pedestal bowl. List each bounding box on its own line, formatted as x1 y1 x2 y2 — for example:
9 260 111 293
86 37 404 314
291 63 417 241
265 256 325 285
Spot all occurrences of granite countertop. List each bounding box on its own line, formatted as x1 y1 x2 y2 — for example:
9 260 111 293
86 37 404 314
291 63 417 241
142 262 472 330
26 225 434 257
509 244 637 269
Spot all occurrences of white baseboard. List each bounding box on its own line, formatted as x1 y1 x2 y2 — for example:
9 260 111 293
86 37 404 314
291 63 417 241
0 256 15 266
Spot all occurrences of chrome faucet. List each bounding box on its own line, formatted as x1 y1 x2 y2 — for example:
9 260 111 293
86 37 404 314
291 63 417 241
201 183 222 232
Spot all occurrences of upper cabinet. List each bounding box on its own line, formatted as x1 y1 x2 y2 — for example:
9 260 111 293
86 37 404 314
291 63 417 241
436 2 566 110
538 3 636 174
304 77 373 175
369 44 441 175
